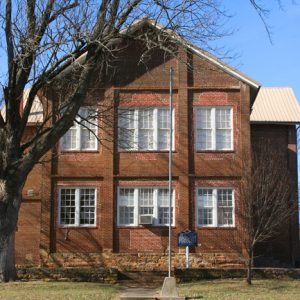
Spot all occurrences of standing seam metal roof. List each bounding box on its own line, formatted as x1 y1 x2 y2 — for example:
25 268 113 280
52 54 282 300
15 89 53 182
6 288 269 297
250 87 300 124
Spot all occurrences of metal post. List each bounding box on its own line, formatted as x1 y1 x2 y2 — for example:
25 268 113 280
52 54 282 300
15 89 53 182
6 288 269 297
186 246 189 269
168 67 173 278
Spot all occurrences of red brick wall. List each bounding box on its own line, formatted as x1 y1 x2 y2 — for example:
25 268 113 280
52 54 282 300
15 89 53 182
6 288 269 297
16 201 41 266
19 44 298 269
251 124 300 264
22 46 252 267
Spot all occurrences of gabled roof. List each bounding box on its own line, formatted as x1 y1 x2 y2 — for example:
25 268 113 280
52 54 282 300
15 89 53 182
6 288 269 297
125 18 261 89
250 87 300 124
0 89 43 123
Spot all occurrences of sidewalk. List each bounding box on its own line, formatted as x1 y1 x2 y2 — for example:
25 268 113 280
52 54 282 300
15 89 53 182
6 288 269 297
118 287 185 300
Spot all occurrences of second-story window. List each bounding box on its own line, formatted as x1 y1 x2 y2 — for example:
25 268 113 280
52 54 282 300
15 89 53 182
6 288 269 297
61 107 98 151
118 107 174 151
196 107 233 151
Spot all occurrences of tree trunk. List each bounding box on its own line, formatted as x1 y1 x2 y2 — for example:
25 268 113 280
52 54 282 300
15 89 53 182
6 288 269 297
246 248 253 285
0 230 16 282
0 178 23 282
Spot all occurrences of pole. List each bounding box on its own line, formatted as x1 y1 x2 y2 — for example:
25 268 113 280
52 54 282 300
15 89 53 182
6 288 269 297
168 67 173 278
186 246 189 269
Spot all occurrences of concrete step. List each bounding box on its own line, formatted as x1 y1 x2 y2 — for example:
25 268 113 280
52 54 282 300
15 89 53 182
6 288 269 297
118 271 167 288
119 296 185 300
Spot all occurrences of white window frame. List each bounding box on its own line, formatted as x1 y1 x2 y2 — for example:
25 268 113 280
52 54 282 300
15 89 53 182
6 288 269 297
58 187 97 227
196 187 235 227
195 107 233 151
117 187 175 227
118 107 175 151
60 106 98 151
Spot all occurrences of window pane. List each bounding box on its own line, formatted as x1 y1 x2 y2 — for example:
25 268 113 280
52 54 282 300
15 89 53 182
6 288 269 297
198 189 213 226
197 109 212 150
158 109 170 150
216 108 232 150
60 189 76 225
80 108 97 150
139 188 154 215
216 108 231 129
198 208 213 225
119 188 135 225
217 189 233 226
118 109 136 150
198 189 213 207
79 188 96 225
216 129 231 149
197 129 212 150
158 188 174 225
62 126 77 150
139 109 154 150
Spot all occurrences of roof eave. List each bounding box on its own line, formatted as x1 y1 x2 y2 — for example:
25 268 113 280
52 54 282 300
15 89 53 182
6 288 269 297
250 121 300 125
124 18 261 89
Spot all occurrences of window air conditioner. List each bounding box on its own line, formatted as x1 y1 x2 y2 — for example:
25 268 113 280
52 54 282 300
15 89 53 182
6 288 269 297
139 215 153 225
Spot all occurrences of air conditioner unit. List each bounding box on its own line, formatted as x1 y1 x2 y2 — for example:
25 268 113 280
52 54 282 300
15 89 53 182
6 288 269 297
139 215 153 225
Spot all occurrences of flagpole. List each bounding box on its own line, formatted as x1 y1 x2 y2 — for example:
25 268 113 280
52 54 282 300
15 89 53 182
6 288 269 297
161 66 178 297
168 66 173 278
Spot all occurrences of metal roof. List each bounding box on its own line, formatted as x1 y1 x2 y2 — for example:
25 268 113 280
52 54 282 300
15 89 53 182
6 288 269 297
0 89 43 123
250 87 300 124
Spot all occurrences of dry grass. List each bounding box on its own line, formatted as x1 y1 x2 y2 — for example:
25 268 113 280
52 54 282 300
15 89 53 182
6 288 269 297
178 279 300 300
1 279 300 300
0 281 121 300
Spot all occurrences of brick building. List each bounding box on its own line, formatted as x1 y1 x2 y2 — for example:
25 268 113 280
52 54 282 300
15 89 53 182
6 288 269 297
14 19 300 270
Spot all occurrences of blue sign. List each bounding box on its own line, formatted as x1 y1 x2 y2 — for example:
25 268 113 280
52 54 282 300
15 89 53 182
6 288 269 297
178 230 198 247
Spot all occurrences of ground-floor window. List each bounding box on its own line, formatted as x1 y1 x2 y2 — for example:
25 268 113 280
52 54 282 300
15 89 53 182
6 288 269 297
196 188 234 227
117 187 175 226
59 187 96 226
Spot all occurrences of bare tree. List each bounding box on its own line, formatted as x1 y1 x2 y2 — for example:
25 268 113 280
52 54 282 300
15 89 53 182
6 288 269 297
0 0 285 282
0 0 236 283
240 141 296 285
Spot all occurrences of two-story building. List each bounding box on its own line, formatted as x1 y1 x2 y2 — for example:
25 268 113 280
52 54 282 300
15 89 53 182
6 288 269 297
14 19 300 270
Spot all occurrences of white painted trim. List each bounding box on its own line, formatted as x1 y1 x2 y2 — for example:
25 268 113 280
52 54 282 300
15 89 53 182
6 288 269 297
58 186 97 227
60 106 98 151
117 186 176 227
195 106 233 151
118 107 175 151
196 187 235 228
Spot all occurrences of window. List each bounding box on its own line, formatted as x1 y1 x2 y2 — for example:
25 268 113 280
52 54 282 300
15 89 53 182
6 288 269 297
59 187 96 226
118 108 174 151
61 107 98 151
117 187 175 226
197 188 234 227
196 107 233 150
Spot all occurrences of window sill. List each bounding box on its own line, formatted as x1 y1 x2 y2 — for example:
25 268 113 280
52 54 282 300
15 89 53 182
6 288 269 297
57 225 98 229
60 150 99 154
197 226 236 229
196 150 235 153
118 150 177 153
117 225 176 229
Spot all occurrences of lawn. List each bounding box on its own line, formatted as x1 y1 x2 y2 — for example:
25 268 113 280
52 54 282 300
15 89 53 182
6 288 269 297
1 279 300 300
179 279 300 300
0 281 121 300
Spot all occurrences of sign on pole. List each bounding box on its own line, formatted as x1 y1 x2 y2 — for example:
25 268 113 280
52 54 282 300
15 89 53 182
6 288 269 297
178 230 198 269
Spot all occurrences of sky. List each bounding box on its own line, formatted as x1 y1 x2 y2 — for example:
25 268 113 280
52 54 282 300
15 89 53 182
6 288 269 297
222 1 300 215
221 1 300 100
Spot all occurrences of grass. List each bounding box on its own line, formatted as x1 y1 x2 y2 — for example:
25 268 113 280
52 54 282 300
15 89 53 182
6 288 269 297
1 279 300 300
0 281 122 300
178 279 300 300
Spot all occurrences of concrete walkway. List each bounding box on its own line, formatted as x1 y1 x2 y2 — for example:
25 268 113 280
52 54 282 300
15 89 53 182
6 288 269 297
118 287 185 300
